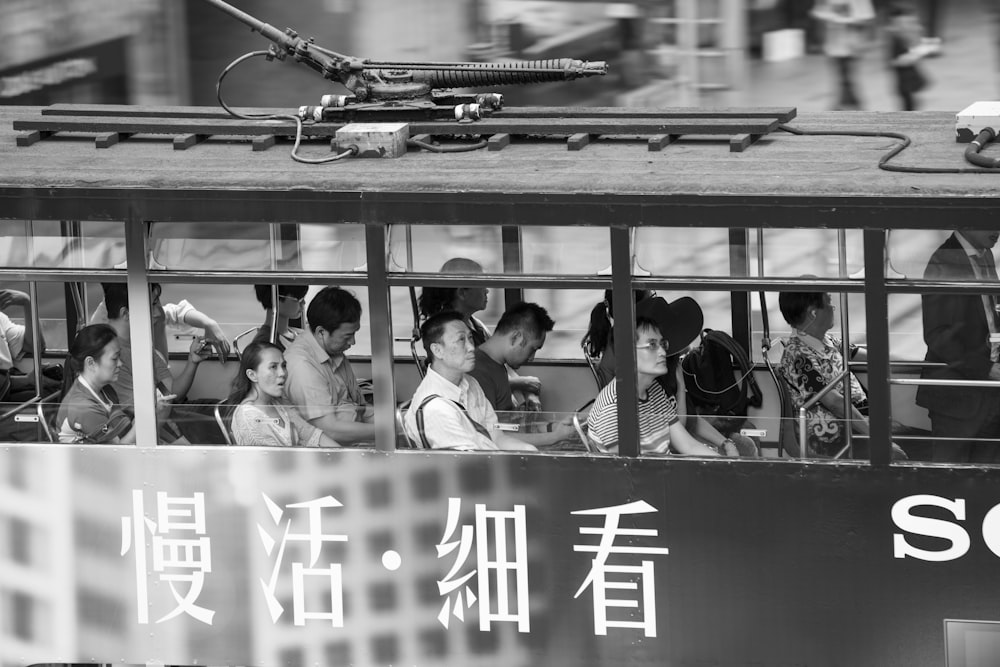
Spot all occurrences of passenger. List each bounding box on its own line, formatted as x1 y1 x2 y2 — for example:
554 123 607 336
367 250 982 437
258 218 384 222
585 290 758 455
778 288 907 460
56 324 170 444
91 277 231 362
0 288 47 403
102 283 212 412
283 286 375 445
419 257 541 409
404 310 536 451
918 230 1000 463
586 297 734 456
583 288 655 388
227 341 339 448
252 284 308 350
468 301 578 447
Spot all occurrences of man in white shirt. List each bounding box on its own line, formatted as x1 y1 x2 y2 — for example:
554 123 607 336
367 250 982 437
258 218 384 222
404 310 535 451
0 289 44 401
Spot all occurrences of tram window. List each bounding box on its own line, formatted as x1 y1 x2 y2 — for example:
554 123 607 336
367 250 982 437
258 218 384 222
0 219 124 270
635 227 739 277
751 228 864 279
402 225 503 273
526 288 739 361
520 227 610 275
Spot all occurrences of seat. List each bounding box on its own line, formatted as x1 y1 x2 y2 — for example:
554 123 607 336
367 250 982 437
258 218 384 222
580 336 602 389
231 326 259 359
395 400 421 449
572 413 609 455
213 399 236 445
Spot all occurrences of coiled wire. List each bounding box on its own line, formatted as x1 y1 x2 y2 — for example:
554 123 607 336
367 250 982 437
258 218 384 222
216 51 355 164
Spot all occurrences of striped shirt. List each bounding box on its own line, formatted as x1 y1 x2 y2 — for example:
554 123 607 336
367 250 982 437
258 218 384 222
587 380 678 454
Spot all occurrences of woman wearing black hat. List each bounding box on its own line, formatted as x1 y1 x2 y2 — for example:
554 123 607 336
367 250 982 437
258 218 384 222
586 296 745 456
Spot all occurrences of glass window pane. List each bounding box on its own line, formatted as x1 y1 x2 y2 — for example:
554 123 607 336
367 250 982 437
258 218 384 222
0 219 124 270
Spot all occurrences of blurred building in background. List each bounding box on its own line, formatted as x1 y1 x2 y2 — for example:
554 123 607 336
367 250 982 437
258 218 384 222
2 0 829 109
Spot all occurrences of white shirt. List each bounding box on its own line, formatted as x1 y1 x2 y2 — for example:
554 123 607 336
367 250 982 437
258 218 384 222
0 311 26 371
404 366 499 450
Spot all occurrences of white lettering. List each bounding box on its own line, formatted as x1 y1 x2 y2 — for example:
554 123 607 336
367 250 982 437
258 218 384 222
982 504 1000 559
892 495 970 562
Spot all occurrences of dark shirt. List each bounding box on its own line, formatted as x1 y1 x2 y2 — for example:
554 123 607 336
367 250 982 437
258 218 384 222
468 348 515 411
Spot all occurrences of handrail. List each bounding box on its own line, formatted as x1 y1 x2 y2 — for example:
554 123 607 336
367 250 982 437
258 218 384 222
0 392 44 421
891 378 1000 388
798 368 851 460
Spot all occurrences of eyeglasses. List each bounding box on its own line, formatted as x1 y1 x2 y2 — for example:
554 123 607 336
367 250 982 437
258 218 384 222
636 339 669 353
278 294 304 305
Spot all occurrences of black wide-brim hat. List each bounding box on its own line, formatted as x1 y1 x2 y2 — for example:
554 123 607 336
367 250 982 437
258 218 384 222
635 295 704 357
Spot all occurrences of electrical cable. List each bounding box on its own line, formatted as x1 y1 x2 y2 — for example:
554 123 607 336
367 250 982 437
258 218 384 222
216 51 356 164
407 138 488 153
963 128 1000 168
779 124 1000 174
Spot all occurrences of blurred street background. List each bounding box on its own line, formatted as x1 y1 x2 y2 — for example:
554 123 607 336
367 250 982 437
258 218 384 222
1 0 997 113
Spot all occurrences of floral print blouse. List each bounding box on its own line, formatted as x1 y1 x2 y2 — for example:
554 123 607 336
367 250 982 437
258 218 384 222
778 333 866 456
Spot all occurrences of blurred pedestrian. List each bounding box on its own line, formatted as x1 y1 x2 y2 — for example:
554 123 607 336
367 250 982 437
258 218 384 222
886 1 930 110
811 0 876 110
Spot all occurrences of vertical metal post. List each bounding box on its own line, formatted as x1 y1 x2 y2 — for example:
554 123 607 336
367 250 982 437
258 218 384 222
862 229 892 464
728 228 750 353
268 223 279 344
365 223 396 452
610 226 639 457
26 282 42 399
501 225 523 309
124 218 158 448
837 229 853 456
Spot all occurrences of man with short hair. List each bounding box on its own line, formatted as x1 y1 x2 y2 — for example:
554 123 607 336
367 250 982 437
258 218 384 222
404 310 535 451
918 229 1000 462
469 302 576 447
101 282 208 411
284 286 375 444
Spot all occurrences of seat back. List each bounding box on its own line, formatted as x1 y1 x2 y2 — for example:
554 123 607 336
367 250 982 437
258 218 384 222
580 337 603 390
213 399 236 446
572 413 608 455
395 400 422 449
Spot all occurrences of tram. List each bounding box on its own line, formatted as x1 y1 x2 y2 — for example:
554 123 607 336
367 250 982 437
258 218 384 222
2 100 1000 667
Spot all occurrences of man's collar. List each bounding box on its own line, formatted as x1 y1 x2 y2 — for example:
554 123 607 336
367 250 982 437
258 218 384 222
426 365 468 395
304 329 343 367
956 232 985 258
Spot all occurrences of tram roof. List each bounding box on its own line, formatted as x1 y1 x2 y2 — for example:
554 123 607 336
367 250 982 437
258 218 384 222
0 105 993 227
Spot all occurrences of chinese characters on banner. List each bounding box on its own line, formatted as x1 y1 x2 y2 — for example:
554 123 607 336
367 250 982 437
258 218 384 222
122 491 669 637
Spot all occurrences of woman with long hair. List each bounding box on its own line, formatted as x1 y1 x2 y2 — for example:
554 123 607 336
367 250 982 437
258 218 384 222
57 324 170 444
583 288 655 388
228 341 339 447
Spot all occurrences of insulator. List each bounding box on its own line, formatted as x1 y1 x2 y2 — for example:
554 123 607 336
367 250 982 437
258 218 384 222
297 105 323 121
320 94 351 108
454 103 483 121
475 93 504 110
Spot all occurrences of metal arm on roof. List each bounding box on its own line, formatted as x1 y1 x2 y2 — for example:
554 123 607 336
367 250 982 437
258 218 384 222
202 0 607 109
